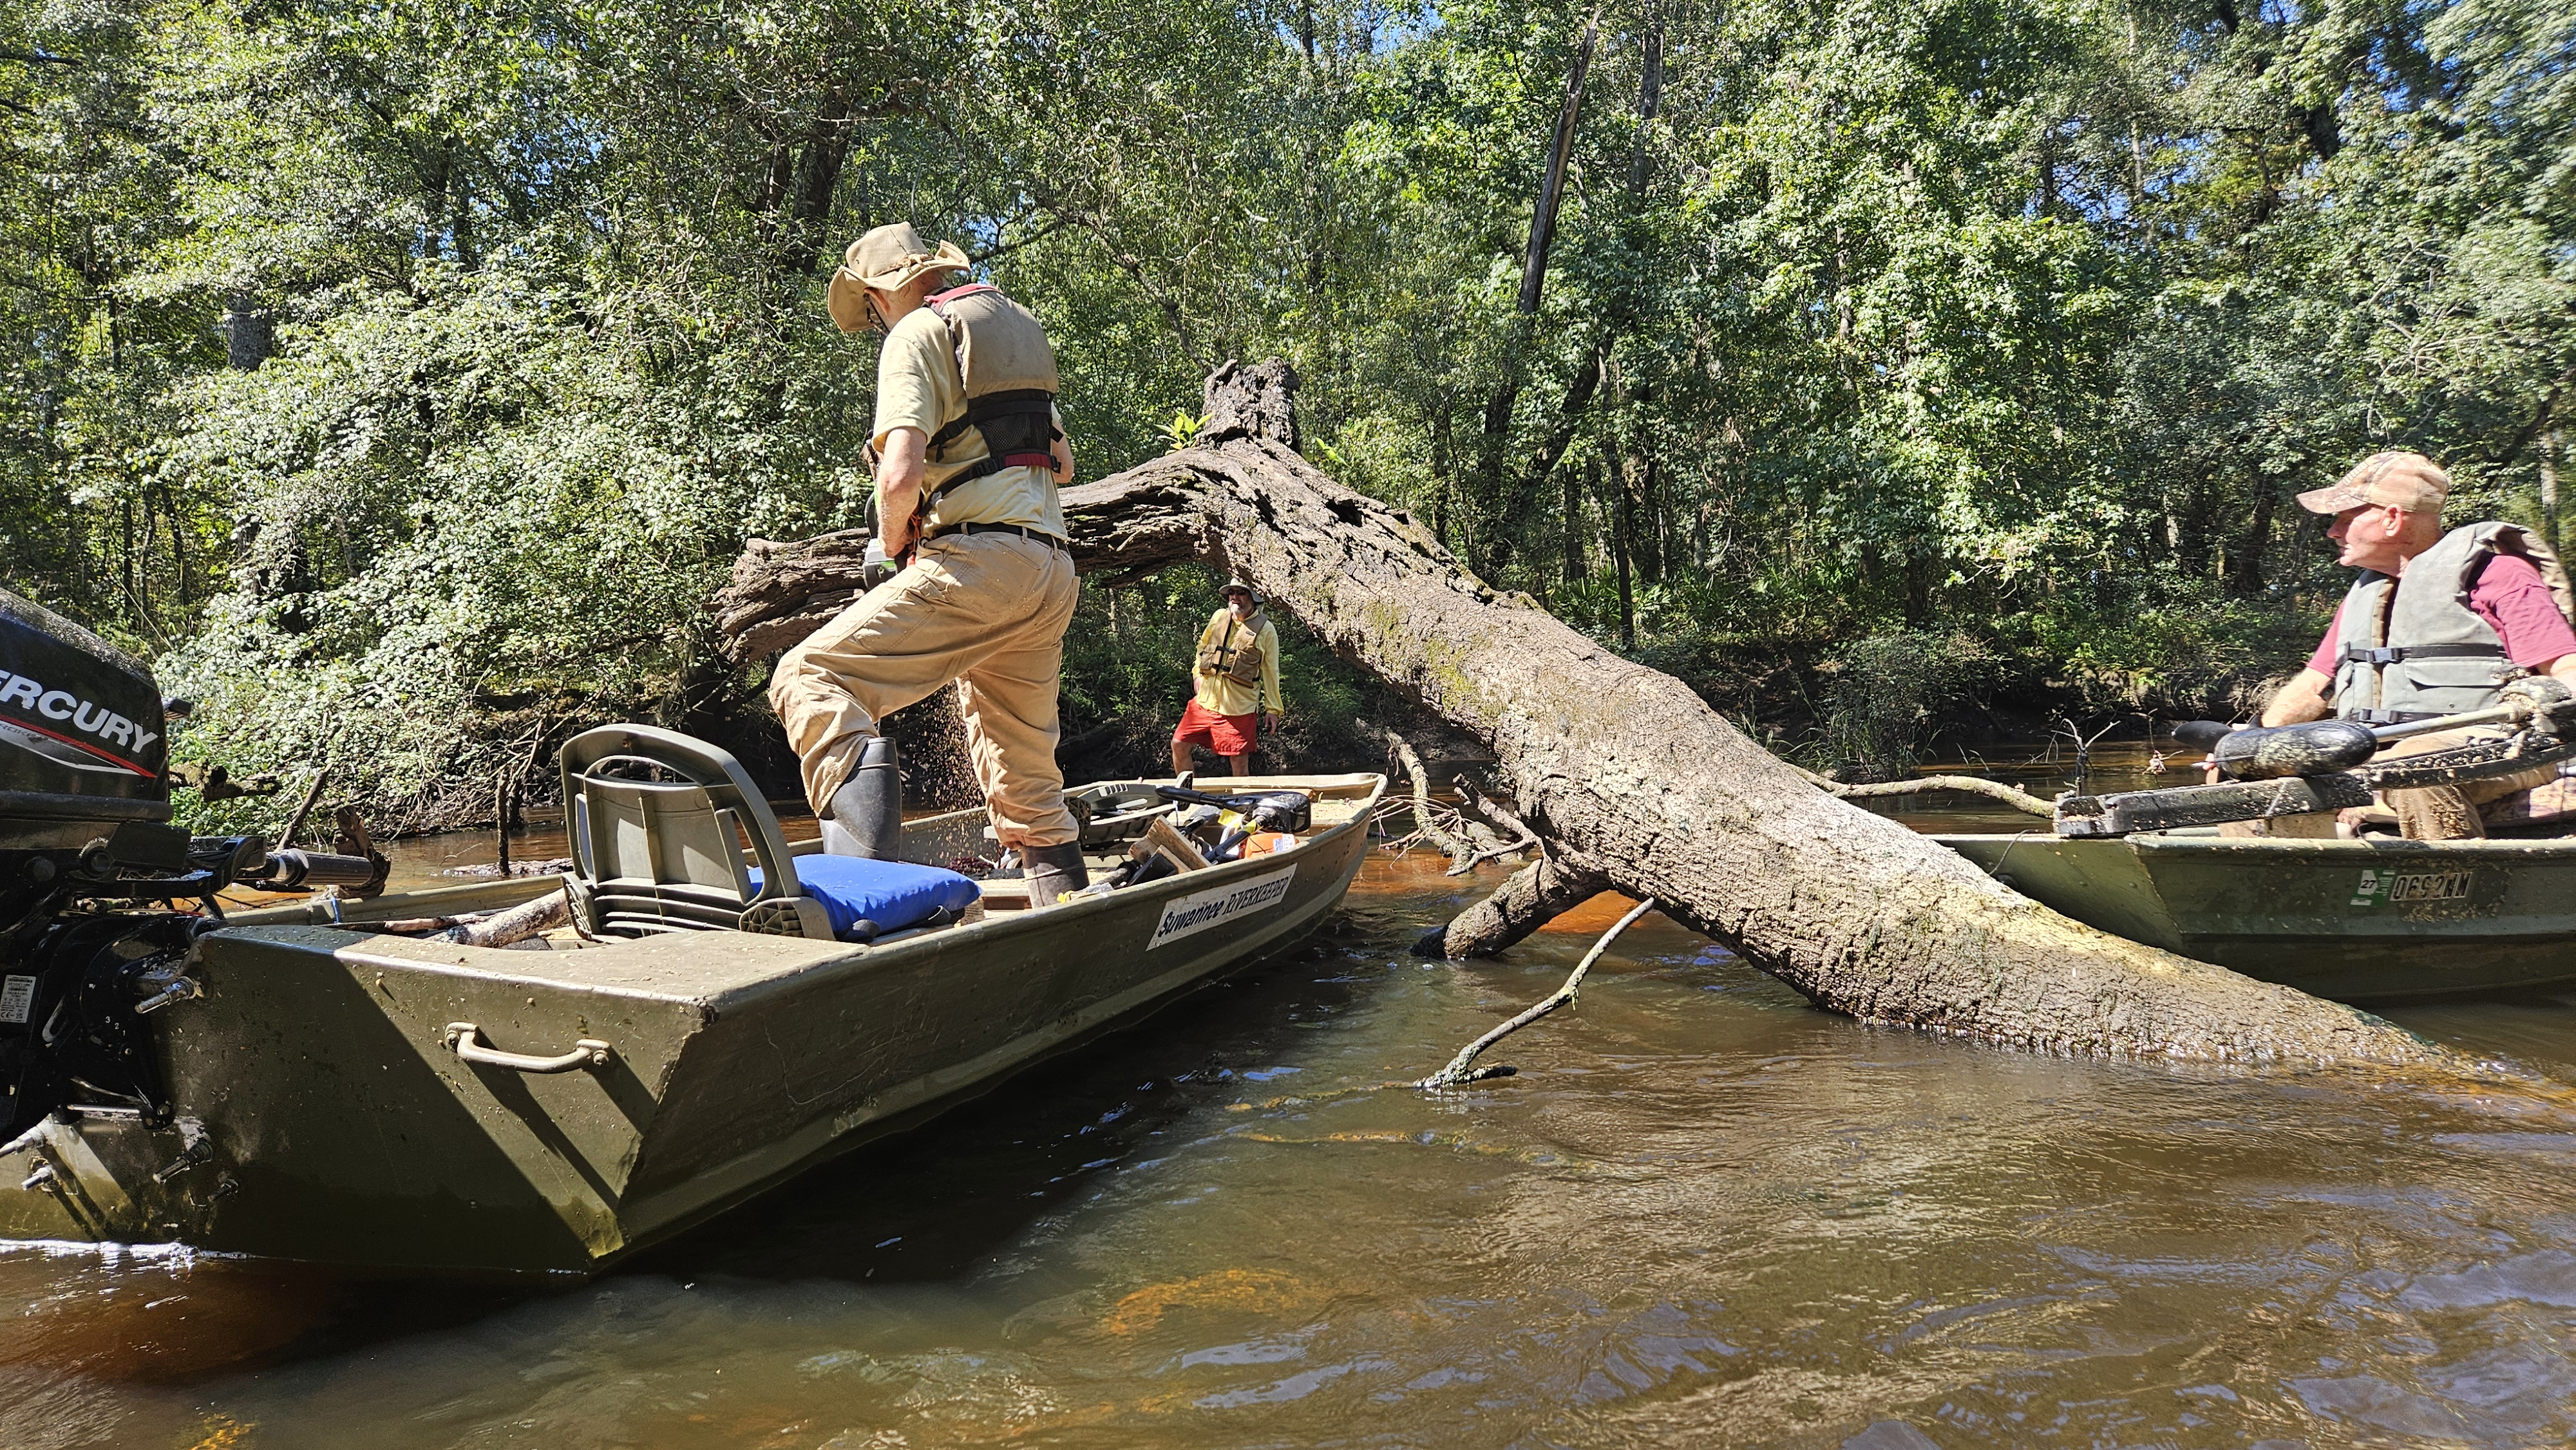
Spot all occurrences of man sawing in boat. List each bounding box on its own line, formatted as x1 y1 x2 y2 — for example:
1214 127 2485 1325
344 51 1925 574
768 222 1092 903
2255 450 2576 839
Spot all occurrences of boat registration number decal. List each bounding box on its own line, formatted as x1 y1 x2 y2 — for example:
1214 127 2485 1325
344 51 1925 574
0 975 33 1024
1149 865 1298 950
2349 868 2472 909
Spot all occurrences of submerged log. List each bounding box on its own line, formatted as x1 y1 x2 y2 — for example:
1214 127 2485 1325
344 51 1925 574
1419 854 1608 959
713 364 2442 1066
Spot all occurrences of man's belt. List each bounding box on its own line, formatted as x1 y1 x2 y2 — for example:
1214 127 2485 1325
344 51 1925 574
2340 708 2445 725
925 521 1070 551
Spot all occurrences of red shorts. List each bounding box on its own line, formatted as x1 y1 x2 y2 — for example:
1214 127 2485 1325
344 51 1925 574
1173 699 1259 757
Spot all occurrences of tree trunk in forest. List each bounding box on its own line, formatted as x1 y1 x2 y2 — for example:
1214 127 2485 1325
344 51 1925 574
1609 457 1636 651
713 362 2446 1068
1562 449 1588 585
1626 17 1665 193
1638 455 1663 583
1515 17 1597 317
1508 351 1602 534
1602 351 1651 614
2229 482 2277 598
1476 16 1600 574
2544 428 2561 560
787 90 855 262
223 292 272 372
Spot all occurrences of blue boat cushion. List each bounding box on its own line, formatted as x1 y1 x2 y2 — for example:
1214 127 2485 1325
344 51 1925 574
747 855 981 941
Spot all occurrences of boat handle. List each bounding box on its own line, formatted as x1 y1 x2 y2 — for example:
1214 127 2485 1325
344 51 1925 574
444 1022 611 1074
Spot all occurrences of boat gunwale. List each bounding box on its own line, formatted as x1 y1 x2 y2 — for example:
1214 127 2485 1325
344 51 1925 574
208 774 1391 1008
1929 829 2576 858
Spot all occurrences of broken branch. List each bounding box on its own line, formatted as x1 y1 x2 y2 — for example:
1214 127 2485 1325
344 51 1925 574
1417 896 1658 1088
1801 771 2056 818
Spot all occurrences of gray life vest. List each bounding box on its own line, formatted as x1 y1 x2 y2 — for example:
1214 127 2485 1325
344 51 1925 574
2331 521 2571 724
920 283 1061 502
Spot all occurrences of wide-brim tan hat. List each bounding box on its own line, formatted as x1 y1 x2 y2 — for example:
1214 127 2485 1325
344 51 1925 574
2296 450 2450 516
1222 578 1262 605
826 223 970 333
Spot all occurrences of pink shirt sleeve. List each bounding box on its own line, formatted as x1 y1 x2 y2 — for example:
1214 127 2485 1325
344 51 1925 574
2304 600 2344 678
2468 556 2576 669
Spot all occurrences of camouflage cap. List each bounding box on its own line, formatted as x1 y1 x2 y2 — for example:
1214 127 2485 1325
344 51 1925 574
2296 451 2450 516
826 223 970 333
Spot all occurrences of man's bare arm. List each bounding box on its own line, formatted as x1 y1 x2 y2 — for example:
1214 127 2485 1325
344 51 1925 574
876 426 927 554
1052 431 1074 483
2261 668 2333 727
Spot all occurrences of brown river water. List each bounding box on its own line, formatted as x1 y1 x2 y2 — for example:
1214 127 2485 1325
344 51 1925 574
5 746 2575 1448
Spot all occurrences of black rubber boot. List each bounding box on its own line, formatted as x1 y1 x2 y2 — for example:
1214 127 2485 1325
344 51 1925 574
820 737 901 860
1020 840 1090 907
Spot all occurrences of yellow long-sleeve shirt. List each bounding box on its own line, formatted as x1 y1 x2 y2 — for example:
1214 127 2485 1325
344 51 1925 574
1191 607 1284 717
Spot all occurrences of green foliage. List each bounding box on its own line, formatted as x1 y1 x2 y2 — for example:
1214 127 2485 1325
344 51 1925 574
7 0 2575 822
1058 563 1387 777
1812 630 2002 777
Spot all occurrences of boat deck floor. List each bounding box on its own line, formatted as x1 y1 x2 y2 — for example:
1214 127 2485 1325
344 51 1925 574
509 780 1378 954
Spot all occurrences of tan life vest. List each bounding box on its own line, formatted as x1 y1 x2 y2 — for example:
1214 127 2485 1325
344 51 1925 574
920 284 1061 502
1197 609 1267 687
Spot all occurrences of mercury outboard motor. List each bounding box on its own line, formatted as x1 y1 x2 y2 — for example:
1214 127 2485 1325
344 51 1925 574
0 590 379 1140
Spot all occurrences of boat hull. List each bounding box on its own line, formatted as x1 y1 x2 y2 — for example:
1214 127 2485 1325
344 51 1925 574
1937 831 2576 1002
0 775 1384 1274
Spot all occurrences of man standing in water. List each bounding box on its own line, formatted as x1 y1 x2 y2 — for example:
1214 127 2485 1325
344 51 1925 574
1171 578 1284 778
769 223 1091 903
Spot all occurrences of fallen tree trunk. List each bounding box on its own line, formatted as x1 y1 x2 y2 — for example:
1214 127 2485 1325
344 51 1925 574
714 359 2440 1066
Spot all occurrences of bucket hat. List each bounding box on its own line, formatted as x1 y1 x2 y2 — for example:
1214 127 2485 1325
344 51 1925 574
827 223 971 333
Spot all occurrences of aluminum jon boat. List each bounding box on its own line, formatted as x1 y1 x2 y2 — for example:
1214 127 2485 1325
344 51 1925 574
1937 831 2576 1003
0 726 1384 1276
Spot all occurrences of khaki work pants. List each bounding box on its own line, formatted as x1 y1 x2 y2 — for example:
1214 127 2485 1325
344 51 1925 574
2380 726 2560 841
768 532 1081 849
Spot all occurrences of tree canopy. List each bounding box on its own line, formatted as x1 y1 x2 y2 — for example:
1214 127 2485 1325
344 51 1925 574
5 0 2571 822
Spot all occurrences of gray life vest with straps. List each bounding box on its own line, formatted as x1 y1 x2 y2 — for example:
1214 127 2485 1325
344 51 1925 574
920 283 1061 502
2331 521 2572 724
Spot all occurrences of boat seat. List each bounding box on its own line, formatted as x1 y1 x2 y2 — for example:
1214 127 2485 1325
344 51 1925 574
559 724 976 943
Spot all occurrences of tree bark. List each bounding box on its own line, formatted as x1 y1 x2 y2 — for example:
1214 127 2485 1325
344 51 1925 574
1515 16 1598 316
712 364 2445 1066
2229 480 2277 598
223 292 273 371
1611 456 1636 651
1475 16 1601 573
1419 854 1608 959
2543 426 2561 560
1626 16 1665 194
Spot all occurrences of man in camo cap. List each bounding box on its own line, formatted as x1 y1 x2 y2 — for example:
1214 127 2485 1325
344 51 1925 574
2258 451 2576 838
